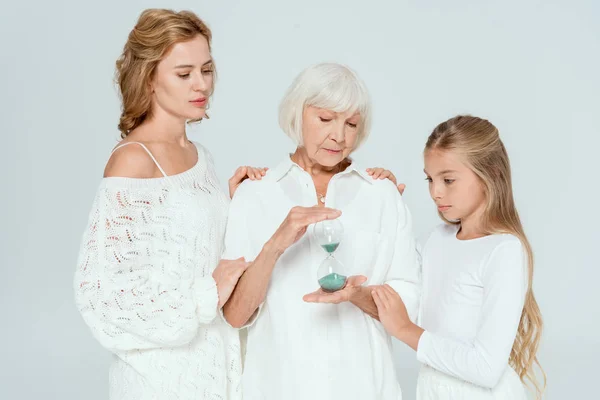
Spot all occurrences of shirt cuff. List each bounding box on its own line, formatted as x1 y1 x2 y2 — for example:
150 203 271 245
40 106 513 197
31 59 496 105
194 276 219 324
416 329 433 364
219 302 264 329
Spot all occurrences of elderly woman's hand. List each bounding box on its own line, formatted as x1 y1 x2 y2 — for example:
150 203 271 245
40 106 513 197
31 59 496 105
366 168 406 195
228 166 269 198
302 275 367 304
268 206 341 255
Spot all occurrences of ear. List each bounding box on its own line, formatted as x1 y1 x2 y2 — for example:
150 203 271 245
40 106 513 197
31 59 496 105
147 71 157 94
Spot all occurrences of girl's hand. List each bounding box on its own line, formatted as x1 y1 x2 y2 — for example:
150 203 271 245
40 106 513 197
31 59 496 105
372 284 412 338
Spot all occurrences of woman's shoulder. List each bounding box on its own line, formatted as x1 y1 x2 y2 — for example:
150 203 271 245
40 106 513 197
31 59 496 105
104 141 160 179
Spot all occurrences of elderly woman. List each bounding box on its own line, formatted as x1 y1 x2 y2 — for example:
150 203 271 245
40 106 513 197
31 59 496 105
222 63 420 399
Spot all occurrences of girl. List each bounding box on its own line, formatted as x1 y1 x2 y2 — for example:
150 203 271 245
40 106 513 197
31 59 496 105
373 115 545 399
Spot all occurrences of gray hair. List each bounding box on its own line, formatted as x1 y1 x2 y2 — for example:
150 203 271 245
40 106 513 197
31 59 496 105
278 63 372 149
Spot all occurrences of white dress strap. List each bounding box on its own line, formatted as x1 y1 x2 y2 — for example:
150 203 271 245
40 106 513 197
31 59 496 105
111 142 168 178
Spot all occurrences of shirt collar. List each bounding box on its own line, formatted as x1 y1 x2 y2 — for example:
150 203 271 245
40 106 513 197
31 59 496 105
269 155 373 184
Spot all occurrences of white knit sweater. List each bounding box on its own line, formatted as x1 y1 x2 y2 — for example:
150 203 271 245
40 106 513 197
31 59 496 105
74 142 242 400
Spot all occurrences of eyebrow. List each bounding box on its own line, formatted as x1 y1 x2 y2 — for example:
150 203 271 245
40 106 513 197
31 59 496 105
423 169 458 176
174 60 213 69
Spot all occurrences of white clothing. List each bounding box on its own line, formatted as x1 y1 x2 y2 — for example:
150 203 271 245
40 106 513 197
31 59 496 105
74 142 242 400
416 224 528 399
223 156 420 400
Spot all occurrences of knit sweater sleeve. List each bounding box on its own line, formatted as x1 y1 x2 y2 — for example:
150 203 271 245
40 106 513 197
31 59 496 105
74 186 219 352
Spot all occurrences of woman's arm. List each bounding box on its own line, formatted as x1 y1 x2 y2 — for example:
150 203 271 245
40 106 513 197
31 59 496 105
222 184 342 328
74 188 223 352
304 192 420 321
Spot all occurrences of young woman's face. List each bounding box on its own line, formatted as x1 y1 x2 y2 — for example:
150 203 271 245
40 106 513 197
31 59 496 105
151 35 214 121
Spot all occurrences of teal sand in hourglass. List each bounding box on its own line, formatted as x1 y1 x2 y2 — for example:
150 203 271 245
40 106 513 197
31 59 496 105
321 242 340 253
314 220 347 293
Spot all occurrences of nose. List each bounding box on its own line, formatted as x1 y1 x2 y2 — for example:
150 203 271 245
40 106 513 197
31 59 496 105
329 121 345 143
192 72 209 92
430 182 444 200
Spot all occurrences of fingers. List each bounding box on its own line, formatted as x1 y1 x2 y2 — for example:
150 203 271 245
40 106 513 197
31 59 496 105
228 260 251 283
367 167 384 179
383 284 398 297
230 166 269 183
382 284 402 303
220 257 250 272
372 289 384 309
386 172 397 185
229 166 247 183
246 166 268 180
228 167 248 198
367 168 398 185
289 206 342 227
292 206 341 214
238 261 251 272
397 183 406 195
303 290 325 302
347 275 367 286
302 211 341 226
303 293 319 302
373 286 391 309
303 291 344 304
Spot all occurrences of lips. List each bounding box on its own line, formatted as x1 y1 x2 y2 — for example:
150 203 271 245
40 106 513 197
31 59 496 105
437 205 451 212
190 98 207 107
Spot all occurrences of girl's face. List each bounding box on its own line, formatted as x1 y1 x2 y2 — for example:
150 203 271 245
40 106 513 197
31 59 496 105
424 149 487 224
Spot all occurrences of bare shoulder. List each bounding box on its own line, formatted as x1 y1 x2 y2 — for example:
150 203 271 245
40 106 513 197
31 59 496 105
103 142 159 179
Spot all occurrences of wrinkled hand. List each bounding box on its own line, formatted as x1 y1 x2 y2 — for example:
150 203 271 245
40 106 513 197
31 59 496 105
212 257 251 308
302 275 368 304
270 206 341 254
228 166 269 198
372 284 411 337
366 168 405 195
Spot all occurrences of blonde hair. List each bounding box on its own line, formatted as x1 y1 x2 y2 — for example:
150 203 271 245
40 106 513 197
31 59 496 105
278 63 372 149
425 115 546 398
115 9 215 138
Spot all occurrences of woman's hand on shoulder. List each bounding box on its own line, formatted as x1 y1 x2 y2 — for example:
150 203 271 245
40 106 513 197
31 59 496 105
228 166 269 198
366 168 406 195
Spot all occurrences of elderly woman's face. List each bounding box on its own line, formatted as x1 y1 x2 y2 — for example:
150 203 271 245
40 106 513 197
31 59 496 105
301 106 361 167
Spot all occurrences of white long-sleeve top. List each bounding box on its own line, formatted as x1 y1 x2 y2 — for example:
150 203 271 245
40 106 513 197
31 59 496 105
74 143 242 400
416 223 528 392
223 156 420 400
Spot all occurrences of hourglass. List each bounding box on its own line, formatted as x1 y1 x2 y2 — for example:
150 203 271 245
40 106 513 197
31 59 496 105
314 219 347 292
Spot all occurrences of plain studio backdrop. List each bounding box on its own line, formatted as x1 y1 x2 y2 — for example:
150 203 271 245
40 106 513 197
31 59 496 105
1 0 598 398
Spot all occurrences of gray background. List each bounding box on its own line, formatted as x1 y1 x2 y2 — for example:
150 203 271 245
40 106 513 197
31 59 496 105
1 0 598 398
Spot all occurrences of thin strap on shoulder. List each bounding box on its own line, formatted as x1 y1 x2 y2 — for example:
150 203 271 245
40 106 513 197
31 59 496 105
111 142 168 177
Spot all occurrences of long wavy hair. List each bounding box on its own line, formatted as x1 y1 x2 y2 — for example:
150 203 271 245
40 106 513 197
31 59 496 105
425 115 546 398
